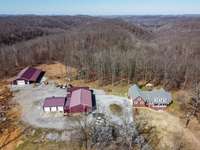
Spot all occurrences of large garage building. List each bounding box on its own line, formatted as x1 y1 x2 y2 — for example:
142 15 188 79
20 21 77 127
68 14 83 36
65 88 92 113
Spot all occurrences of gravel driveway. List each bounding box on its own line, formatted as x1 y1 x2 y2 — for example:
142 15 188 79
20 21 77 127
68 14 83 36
11 84 133 130
94 89 133 125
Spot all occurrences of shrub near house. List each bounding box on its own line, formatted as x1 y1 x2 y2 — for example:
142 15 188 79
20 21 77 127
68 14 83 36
128 84 172 110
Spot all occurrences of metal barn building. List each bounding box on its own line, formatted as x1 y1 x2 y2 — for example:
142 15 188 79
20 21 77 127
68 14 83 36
65 89 92 113
13 67 45 85
43 97 66 112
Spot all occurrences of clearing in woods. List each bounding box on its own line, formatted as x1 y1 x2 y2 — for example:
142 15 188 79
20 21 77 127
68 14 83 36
37 63 200 149
1 63 200 150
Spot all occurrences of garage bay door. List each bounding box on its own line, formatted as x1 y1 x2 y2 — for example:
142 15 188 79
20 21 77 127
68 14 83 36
44 107 50 112
17 80 26 85
51 107 57 112
57 106 64 112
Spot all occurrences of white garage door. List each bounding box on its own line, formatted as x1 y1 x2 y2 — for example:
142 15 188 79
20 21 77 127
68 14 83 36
17 80 26 85
57 106 64 112
51 107 57 112
44 107 50 112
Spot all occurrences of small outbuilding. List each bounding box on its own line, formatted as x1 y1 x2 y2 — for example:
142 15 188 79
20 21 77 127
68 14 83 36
13 67 45 85
65 89 92 113
43 97 66 112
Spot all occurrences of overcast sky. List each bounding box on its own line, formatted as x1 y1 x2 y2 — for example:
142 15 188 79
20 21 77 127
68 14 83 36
0 0 200 15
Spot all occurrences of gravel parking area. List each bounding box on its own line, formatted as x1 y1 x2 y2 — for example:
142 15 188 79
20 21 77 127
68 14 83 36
11 84 133 130
94 89 133 125
11 84 70 130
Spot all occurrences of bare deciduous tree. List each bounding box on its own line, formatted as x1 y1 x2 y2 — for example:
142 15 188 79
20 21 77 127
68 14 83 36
185 82 200 127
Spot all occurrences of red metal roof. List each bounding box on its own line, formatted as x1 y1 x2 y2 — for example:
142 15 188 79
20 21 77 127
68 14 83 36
67 87 89 93
16 67 43 82
43 97 66 107
69 89 92 108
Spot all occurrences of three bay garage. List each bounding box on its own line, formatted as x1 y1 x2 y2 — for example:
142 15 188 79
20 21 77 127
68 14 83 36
43 97 66 112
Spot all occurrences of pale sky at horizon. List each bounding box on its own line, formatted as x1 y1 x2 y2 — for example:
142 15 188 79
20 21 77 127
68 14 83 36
0 0 200 15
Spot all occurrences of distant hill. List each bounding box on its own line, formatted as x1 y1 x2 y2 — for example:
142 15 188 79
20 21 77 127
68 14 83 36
0 15 151 46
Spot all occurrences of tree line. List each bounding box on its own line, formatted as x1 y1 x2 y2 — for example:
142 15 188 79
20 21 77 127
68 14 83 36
0 16 200 89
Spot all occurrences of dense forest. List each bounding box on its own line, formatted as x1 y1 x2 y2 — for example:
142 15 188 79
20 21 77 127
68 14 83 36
0 15 200 89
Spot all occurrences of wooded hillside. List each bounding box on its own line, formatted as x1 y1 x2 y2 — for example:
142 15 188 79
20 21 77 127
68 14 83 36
0 15 200 89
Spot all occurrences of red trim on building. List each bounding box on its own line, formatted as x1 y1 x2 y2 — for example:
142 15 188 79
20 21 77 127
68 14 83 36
133 97 146 107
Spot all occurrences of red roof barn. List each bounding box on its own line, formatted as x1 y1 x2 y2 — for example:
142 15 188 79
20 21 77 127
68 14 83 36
67 86 89 94
13 67 45 85
65 89 92 113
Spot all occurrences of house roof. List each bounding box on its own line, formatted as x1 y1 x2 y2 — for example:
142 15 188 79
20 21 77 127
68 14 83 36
141 89 172 104
129 84 172 104
128 84 141 100
15 67 43 82
43 97 66 107
69 89 92 108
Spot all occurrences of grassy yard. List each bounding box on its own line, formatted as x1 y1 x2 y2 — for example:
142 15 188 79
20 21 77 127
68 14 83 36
109 104 123 116
166 90 190 116
69 79 129 96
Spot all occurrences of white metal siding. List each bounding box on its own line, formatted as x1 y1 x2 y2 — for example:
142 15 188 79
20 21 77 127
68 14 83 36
17 80 26 85
57 106 64 112
51 107 57 112
44 107 50 112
